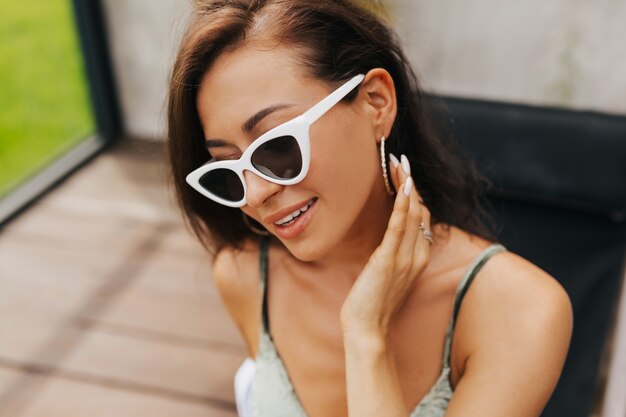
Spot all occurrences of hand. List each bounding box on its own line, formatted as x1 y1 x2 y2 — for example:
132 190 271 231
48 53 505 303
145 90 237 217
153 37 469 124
340 153 432 339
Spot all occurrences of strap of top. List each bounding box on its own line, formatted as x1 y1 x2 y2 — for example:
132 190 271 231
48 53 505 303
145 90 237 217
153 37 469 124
259 235 271 338
259 236 507 365
441 243 507 369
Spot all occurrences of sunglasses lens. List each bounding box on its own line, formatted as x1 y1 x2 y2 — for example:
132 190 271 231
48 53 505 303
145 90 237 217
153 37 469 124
251 135 302 180
199 168 244 202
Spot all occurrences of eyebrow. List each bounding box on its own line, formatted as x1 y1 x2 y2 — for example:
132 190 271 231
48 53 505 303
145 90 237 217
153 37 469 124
205 103 294 148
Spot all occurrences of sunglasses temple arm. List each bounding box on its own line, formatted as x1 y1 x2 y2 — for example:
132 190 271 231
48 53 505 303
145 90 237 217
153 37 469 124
302 74 366 124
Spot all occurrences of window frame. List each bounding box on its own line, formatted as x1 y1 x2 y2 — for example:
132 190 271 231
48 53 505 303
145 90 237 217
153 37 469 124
0 0 121 226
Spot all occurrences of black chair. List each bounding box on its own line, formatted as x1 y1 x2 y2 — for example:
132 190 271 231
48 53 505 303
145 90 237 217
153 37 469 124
429 95 626 417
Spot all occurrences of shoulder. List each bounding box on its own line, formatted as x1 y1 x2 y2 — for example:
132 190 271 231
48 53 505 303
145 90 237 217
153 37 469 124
451 247 573 404
212 237 264 358
212 237 262 291
469 248 572 335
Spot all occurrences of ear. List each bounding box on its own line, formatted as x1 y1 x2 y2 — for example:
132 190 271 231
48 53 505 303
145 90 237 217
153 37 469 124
358 68 397 144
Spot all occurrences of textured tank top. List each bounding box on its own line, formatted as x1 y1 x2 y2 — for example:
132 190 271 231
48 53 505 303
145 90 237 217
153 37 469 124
250 236 507 417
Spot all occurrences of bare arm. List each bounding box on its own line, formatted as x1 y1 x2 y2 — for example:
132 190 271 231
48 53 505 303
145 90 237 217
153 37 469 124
341 255 573 417
445 264 573 417
340 154 431 416
343 330 408 417
212 242 262 359
340 149 572 417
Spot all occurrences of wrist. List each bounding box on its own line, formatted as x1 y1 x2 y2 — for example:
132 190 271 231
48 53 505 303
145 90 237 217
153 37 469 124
342 323 389 355
340 312 390 338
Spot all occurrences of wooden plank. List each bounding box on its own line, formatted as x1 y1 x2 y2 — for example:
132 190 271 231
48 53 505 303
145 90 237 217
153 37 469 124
123 243 219 300
59 329 245 401
4 372 236 417
81 283 243 348
0 237 138 283
0 367 25 394
0 139 247 416
0 286 87 363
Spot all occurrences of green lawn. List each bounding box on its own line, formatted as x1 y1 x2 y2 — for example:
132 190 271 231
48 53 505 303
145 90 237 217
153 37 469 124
0 0 94 197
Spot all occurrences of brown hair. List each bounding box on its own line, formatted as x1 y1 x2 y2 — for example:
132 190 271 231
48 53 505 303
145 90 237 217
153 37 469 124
167 0 498 255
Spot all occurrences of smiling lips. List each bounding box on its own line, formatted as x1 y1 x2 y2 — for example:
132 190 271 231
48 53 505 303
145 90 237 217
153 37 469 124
274 197 317 226
265 197 318 240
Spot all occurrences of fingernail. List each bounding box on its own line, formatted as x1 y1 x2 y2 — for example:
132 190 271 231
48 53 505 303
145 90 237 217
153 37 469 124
389 153 400 169
400 154 411 175
403 177 413 196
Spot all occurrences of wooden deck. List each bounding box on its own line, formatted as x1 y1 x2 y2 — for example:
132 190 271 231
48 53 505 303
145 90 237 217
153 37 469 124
0 138 621 417
0 140 243 416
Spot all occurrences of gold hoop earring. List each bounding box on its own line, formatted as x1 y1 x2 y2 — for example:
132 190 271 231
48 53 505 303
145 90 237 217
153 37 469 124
380 135 395 196
242 212 271 236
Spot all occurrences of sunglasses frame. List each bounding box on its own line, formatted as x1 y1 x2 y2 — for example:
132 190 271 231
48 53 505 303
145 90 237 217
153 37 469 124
186 73 366 207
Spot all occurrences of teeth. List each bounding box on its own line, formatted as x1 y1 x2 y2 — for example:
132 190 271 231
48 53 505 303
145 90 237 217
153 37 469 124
274 199 315 225
278 214 295 224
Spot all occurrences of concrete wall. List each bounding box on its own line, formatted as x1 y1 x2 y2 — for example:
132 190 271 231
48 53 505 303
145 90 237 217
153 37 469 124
101 0 626 139
393 0 626 115
101 0 191 140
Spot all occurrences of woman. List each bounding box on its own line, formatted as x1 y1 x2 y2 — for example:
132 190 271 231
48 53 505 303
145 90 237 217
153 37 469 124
167 1 573 416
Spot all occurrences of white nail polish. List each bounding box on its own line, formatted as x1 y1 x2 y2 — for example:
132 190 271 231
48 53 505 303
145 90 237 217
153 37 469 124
403 177 413 196
400 154 411 175
389 153 400 168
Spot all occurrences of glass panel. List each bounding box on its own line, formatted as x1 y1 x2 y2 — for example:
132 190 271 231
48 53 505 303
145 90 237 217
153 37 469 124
0 0 95 198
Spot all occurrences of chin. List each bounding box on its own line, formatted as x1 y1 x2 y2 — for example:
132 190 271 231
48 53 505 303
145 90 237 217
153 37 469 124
278 236 330 263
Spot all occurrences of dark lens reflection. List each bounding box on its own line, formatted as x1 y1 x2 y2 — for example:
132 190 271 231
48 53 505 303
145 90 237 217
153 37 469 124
199 168 244 202
251 135 302 179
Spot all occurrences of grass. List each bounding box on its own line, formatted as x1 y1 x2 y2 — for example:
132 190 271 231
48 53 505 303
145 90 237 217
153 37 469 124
0 0 94 197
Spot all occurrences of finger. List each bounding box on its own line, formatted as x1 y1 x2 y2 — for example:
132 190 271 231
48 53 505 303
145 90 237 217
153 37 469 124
415 185 431 236
378 175 411 258
397 175 423 267
418 198 433 249
398 154 413 192
388 154 415 262
388 153 401 192
409 178 429 231
417 190 424 205
420 196 432 228
393 153 413 194
415 202 433 274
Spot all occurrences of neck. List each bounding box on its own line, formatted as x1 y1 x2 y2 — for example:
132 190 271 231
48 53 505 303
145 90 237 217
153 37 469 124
304 185 396 280
303 199 451 286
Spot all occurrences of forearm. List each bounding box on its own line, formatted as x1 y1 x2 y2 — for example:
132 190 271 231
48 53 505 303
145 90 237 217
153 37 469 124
343 330 409 417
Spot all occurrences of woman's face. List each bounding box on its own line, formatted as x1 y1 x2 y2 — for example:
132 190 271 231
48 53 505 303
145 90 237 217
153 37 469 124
196 43 395 262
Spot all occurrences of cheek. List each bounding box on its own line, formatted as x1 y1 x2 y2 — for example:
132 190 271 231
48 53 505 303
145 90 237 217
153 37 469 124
307 120 379 207
282 123 381 261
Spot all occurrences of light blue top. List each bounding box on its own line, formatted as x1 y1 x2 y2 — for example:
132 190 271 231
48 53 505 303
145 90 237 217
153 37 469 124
251 235 507 417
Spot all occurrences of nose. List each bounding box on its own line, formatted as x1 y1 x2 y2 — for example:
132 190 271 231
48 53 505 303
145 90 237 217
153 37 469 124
243 170 283 209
